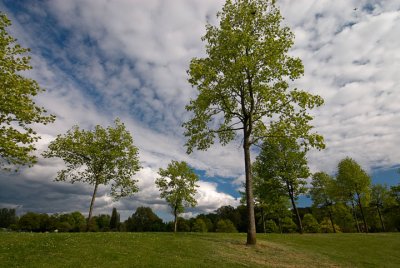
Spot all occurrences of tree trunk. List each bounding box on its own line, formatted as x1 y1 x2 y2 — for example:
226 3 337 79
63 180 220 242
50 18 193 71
261 207 266 233
351 200 360 233
174 207 178 233
87 181 99 231
356 192 368 233
376 206 385 232
244 139 256 245
327 206 336 233
278 217 282 234
287 182 303 234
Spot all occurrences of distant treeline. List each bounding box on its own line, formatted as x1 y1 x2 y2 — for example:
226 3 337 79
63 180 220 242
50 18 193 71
1 200 399 233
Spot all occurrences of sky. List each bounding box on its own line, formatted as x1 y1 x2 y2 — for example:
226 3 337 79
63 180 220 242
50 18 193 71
1 0 399 221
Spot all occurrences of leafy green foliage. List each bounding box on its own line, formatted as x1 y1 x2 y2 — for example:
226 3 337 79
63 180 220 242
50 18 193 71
281 217 297 233
310 172 336 208
254 136 309 233
183 0 324 152
192 218 208 232
319 218 341 233
156 161 199 232
0 13 55 170
264 219 279 233
42 119 141 225
43 119 140 199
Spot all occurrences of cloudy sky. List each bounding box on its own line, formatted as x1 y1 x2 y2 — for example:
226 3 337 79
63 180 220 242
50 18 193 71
1 0 399 221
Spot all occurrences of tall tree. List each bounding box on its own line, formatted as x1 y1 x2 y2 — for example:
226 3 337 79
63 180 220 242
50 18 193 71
336 157 371 233
0 13 55 170
156 161 199 233
109 207 120 231
310 172 337 233
42 119 141 230
182 0 324 245
0 208 17 228
254 136 309 234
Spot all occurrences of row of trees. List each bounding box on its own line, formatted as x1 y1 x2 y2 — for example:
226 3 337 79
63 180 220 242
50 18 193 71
3 187 399 234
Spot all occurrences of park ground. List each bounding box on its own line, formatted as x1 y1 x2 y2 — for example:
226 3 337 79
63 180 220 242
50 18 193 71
0 232 399 267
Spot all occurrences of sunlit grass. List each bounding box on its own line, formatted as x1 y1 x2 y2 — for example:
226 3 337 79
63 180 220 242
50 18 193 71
0 232 399 267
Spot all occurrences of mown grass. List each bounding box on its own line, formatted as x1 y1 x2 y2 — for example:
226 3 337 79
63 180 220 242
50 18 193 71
0 232 399 267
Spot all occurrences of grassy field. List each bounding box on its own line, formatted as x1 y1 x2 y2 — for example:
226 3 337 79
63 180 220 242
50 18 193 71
0 232 399 267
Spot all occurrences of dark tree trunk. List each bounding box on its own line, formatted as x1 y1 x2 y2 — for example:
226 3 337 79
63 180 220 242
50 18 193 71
244 137 256 245
356 192 368 233
87 181 99 231
376 206 385 232
327 205 336 233
278 217 282 234
287 182 303 234
351 200 360 233
174 207 178 233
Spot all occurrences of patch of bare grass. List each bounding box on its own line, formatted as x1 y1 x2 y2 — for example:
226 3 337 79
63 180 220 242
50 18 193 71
217 239 339 268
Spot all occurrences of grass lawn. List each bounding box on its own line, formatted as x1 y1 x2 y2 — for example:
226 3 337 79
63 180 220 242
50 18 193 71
0 232 399 267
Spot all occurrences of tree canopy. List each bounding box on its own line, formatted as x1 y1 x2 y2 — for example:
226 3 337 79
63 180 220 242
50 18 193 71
0 12 55 170
183 0 324 244
42 118 141 228
156 160 199 232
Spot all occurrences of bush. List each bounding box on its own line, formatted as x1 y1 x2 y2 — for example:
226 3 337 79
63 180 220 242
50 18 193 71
303 213 320 233
319 218 341 233
281 217 297 233
265 219 279 233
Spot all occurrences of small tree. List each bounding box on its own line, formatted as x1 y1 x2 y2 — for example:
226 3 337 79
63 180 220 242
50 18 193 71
156 161 199 233
182 0 324 245
336 157 371 233
0 13 55 170
43 119 141 230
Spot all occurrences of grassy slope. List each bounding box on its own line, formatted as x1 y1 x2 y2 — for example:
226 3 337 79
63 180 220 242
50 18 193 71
0 232 399 267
